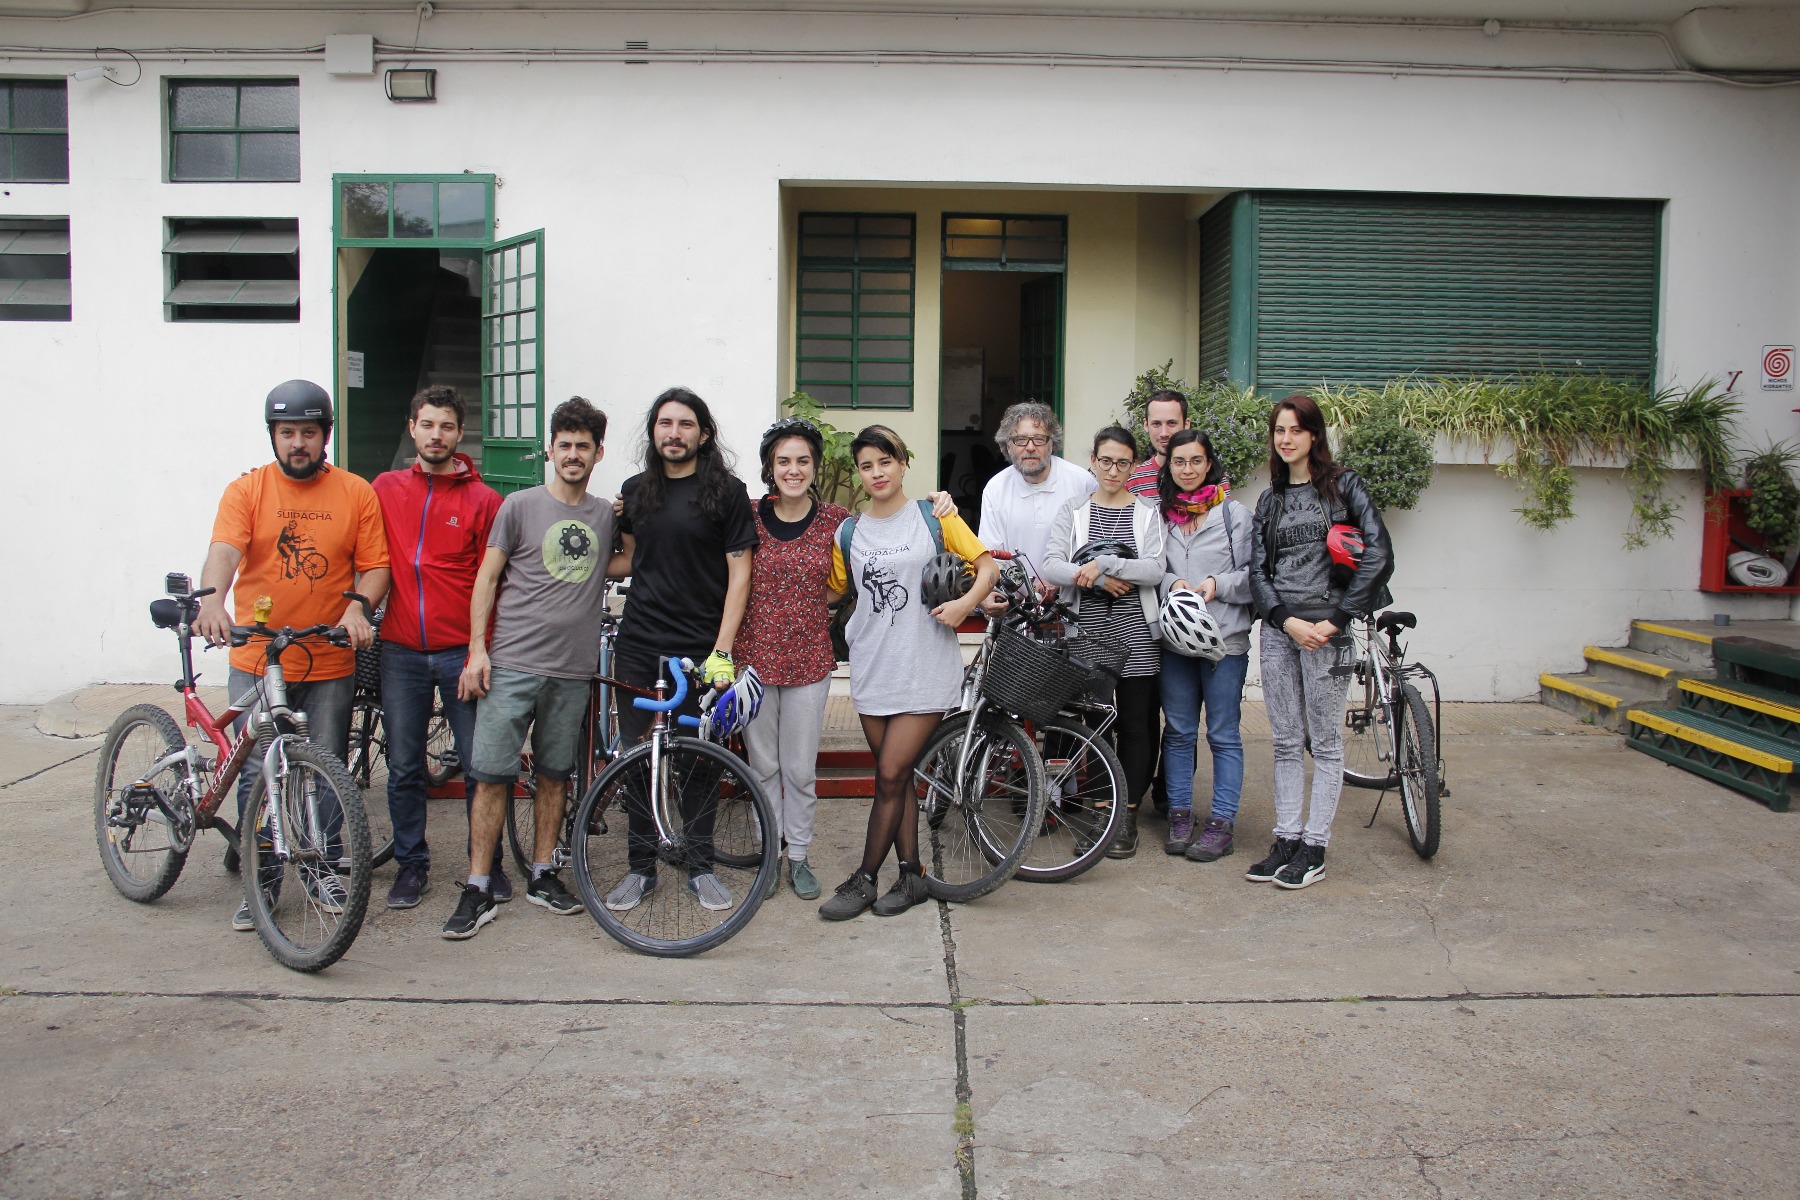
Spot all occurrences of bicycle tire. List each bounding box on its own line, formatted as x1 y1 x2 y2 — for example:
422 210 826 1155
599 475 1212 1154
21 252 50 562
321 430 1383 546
93 704 192 903
241 738 371 972
345 699 395 869
423 704 460 788
912 712 1046 902
1015 717 1125 884
1395 683 1442 859
1340 624 1398 789
571 738 776 957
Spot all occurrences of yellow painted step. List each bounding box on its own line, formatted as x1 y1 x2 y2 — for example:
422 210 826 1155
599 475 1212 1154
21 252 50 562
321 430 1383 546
1632 620 1714 646
1680 678 1800 725
1626 709 1795 774
1585 645 1675 680
1539 673 1622 709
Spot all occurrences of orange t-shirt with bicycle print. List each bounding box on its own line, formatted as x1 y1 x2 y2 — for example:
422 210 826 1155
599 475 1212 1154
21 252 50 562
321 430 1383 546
211 462 390 681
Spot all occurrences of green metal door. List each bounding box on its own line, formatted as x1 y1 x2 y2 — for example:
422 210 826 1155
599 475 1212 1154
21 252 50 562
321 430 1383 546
482 230 545 495
1019 275 1063 414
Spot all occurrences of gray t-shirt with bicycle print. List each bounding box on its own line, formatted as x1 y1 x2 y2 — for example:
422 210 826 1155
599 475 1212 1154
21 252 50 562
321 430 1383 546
842 503 964 716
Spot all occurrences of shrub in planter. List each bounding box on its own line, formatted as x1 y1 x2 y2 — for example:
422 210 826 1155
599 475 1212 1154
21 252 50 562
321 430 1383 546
1742 442 1800 553
1335 403 1435 511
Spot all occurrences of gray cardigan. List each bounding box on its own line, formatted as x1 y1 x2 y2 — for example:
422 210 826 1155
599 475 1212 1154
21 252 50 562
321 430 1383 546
1040 494 1167 639
1161 499 1256 656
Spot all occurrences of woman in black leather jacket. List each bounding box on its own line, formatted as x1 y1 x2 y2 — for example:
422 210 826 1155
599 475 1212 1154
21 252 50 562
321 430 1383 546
1244 393 1393 892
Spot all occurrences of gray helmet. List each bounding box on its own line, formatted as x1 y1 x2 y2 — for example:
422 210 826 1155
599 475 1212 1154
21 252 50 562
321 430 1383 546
265 379 332 431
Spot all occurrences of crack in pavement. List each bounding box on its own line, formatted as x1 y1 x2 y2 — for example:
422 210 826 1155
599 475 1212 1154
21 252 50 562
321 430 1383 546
0 745 100 790
936 897 977 1200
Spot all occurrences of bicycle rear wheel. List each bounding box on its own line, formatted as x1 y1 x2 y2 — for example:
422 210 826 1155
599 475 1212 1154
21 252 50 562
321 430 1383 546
423 703 460 788
345 698 395 869
1340 626 1398 789
1016 717 1124 884
1395 683 1442 859
242 738 371 972
913 712 1046 902
93 704 192 902
572 738 776 957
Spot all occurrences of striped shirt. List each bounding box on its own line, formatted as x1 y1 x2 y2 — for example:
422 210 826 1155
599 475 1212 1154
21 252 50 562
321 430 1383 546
1080 503 1160 678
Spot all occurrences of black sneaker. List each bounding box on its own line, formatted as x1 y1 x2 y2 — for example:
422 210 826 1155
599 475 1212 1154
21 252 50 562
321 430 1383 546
441 885 497 940
1245 837 1302 882
386 863 430 909
526 869 584 915
871 866 930 917
490 866 514 904
819 870 879 921
1272 843 1326 890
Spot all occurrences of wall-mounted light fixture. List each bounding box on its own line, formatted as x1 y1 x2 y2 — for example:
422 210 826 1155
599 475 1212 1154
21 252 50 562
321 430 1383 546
384 68 437 102
69 65 117 82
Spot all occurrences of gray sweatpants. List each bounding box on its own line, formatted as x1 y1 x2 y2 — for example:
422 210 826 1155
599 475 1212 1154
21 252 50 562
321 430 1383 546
1260 628 1354 848
742 676 832 862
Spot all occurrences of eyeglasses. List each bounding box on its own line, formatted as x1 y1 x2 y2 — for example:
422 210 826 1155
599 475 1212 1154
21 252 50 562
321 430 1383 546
1009 435 1051 448
1094 456 1133 473
1170 457 1210 471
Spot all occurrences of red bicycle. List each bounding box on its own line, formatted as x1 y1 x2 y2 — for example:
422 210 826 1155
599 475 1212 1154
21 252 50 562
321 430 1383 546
94 572 375 972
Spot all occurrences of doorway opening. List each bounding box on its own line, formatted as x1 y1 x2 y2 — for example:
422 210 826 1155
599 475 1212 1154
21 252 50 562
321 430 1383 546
936 214 1065 525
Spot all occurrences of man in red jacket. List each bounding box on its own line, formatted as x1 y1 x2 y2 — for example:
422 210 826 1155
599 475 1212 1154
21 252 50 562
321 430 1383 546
372 385 505 910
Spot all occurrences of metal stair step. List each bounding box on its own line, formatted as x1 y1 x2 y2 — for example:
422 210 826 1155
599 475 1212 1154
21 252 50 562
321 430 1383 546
1624 707 1795 810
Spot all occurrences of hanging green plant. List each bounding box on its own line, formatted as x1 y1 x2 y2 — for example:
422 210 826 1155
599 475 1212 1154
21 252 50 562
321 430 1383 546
1742 441 1800 553
1334 401 1435 510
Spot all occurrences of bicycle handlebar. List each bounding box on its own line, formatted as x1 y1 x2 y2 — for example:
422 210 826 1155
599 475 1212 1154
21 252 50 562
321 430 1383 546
632 657 694 712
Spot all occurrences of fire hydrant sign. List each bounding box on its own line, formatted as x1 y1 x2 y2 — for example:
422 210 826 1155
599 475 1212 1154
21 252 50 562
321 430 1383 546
1765 345 1794 391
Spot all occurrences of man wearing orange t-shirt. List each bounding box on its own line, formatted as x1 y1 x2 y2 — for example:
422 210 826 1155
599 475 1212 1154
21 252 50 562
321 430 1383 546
194 380 391 930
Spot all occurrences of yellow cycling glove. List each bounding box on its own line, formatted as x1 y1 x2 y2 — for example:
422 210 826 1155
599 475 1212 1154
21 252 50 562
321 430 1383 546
702 649 736 688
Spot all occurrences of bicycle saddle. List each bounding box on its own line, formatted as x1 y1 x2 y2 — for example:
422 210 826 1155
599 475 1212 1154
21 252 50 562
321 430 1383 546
1376 611 1417 634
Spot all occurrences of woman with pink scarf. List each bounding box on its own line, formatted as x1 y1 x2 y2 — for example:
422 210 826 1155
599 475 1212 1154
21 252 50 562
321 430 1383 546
1158 429 1255 862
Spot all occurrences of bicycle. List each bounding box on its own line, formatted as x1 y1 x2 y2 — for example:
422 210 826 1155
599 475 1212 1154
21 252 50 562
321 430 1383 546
94 573 375 972
569 657 778 957
342 634 466 872
1336 609 1445 859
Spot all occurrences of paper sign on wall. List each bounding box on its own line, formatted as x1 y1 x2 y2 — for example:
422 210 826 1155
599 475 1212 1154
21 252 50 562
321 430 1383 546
346 351 366 389
1764 345 1794 392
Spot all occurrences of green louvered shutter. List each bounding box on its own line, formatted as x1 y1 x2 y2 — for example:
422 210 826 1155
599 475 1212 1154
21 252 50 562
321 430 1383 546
1246 192 1662 393
1197 198 1235 382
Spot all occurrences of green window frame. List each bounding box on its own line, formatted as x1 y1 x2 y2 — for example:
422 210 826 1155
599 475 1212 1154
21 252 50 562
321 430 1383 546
484 235 542 442
334 174 495 247
796 212 914 410
0 80 68 183
0 216 70 321
163 217 299 323
167 78 299 182
941 213 1066 271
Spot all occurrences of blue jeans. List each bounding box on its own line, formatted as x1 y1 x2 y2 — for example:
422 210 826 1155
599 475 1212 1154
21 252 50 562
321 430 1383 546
381 643 489 871
1159 649 1249 821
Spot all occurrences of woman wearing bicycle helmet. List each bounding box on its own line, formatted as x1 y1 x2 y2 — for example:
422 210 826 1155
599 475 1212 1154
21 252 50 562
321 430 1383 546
1157 429 1255 862
817 425 996 922
1041 426 1166 859
733 418 853 902
1247 394 1393 891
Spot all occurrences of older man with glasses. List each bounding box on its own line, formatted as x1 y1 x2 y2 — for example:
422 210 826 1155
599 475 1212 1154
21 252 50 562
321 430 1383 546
977 401 1096 609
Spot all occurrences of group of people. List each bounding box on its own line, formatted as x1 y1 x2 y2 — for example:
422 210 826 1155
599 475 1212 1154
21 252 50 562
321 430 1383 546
195 377 1391 941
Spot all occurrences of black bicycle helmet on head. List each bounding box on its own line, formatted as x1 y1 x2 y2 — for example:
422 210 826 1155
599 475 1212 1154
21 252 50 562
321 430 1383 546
265 379 333 431
920 552 974 610
760 416 823 464
1070 539 1135 602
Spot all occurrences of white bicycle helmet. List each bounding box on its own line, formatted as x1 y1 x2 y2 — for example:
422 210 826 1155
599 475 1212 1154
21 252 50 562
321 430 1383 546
710 665 766 738
1160 587 1226 661
1728 551 1787 588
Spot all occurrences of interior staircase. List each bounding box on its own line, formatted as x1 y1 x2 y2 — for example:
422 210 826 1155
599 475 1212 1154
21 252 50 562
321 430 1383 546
1540 620 1800 811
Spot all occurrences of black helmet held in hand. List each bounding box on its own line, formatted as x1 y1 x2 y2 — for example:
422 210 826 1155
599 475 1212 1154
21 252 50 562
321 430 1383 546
265 379 333 431
920 552 975 610
1071 539 1134 602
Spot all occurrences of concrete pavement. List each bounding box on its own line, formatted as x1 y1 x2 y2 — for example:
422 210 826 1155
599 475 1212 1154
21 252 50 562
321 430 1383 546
2 691 1797 1198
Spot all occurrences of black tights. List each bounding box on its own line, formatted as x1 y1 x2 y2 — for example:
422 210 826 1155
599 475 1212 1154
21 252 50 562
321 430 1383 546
1113 675 1161 811
857 712 940 876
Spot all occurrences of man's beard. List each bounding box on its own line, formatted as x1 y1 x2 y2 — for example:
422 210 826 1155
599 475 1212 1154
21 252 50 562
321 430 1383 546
417 444 455 466
659 441 698 464
278 454 324 481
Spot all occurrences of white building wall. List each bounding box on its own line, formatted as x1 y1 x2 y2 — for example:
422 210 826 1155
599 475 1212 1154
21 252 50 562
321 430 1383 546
2 8 1797 702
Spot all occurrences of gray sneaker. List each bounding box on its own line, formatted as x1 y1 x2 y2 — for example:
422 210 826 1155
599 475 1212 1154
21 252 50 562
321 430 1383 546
1187 817 1235 862
604 872 657 912
231 901 255 932
689 872 733 912
789 859 822 900
871 867 930 917
762 860 782 901
819 870 878 921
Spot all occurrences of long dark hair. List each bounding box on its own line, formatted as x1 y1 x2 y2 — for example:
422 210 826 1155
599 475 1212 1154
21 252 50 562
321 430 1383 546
631 387 739 523
1267 392 1340 505
1157 428 1225 519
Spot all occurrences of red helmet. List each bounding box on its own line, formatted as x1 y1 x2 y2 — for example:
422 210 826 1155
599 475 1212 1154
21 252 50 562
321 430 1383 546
1326 524 1365 574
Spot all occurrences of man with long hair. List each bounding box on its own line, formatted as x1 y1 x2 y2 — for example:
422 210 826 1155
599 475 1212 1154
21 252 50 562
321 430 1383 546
606 387 759 915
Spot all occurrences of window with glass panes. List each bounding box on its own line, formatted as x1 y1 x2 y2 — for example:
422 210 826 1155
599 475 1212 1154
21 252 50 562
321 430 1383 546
795 213 914 409
0 80 68 183
484 239 540 442
941 214 1066 269
168 79 299 182
335 177 493 244
0 217 70 321
164 218 298 322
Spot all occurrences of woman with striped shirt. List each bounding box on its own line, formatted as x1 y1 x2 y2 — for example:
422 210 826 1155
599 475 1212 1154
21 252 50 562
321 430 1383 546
1041 426 1167 859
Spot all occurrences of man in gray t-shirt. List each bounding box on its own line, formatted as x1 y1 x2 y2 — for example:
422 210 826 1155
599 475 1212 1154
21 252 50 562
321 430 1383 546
443 397 630 941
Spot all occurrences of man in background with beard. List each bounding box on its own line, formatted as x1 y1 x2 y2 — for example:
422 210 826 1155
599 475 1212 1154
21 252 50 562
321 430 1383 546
194 379 390 931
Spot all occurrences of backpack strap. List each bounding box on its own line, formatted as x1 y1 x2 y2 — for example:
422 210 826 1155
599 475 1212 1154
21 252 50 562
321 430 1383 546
837 514 858 565
916 499 944 553
1222 502 1237 571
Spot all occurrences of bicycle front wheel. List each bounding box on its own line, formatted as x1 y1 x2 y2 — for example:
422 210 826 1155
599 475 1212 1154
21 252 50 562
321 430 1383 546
94 704 192 902
571 738 776 957
1394 683 1442 859
1016 717 1125 884
242 739 371 972
345 698 395 869
913 713 1046 902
